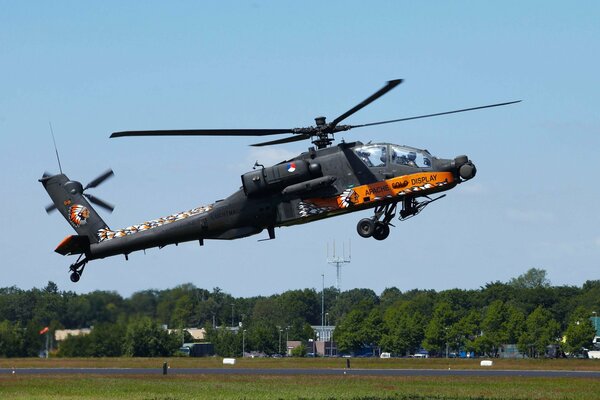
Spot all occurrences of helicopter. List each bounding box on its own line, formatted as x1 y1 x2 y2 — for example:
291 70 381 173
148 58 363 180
40 79 519 282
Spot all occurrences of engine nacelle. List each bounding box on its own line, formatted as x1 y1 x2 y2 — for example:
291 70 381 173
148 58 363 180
242 160 317 197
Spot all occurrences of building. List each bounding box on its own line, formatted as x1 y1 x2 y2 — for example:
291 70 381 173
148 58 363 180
310 325 337 356
167 327 207 341
591 316 600 348
54 328 92 341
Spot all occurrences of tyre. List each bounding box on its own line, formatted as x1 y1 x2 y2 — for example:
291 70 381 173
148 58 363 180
372 222 390 241
357 218 375 238
70 272 80 283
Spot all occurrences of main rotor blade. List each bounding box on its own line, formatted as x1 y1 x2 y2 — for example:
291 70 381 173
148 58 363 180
251 134 311 147
330 79 403 127
84 194 115 213
352 100 522 129
84 169 114 190
111 129 294 138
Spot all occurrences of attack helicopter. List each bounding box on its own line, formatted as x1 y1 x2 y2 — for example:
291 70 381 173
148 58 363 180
40 79 519 282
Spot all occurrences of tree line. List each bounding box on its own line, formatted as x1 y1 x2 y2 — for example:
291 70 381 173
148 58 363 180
0 269 598 358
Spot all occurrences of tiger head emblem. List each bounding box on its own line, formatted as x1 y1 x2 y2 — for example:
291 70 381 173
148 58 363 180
69 204 90 226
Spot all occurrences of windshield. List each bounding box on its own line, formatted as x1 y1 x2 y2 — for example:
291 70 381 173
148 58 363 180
354 144 387 167
391 145 432 168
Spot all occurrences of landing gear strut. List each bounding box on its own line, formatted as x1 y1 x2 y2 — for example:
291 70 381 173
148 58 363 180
68 255 88 283
355 195 447 240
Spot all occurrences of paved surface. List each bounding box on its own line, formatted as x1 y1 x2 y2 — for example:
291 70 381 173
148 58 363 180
2 367 600 378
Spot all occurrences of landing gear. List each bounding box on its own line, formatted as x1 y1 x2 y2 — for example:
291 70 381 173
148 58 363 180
355 195 447 240
356 203 397 240
68 255 88 283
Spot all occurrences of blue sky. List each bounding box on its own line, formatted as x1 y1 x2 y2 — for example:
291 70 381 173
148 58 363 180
1 1 599 297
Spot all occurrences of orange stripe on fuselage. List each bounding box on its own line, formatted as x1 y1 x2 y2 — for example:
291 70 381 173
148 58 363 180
339 171 454 207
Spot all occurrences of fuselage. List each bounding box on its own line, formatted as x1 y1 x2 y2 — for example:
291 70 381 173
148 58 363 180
80 141 474 260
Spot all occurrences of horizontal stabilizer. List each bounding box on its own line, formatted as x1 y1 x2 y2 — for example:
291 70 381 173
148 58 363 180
55 235 90 256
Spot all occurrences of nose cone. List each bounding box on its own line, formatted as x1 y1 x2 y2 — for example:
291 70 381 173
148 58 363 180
454 155 476 181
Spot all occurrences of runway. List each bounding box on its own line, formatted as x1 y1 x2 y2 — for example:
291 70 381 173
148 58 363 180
2 367 600 378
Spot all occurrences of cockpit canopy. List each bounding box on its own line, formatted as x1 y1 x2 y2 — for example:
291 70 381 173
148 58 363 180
354 143 433 169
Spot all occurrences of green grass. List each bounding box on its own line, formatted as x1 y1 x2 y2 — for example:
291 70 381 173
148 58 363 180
2 358 600 399
1 374 599 400
2 356 600 371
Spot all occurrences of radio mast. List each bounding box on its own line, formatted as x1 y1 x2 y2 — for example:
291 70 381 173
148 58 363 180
327 241 351 291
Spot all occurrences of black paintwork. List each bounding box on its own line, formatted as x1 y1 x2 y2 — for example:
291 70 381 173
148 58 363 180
41 141 471 263
40 79 517 280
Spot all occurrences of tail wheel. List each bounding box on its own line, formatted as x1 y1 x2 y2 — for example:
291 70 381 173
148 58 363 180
357 218 375 238
70 272 81 283
372 222 390 241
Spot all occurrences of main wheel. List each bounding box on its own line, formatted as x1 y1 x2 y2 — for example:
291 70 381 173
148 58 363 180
357 218 375 238
70 272 81 283
372 222 390 241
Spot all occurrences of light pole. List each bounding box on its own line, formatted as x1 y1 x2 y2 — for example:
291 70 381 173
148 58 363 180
285 326 290 356
321 274 325 345
593 311 598 334
279 328 283 354
231 304 234 328
243 329 246 357
330 330 334 357
325 312 330 351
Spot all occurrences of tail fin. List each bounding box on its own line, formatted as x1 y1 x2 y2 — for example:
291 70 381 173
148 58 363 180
40 173 109 244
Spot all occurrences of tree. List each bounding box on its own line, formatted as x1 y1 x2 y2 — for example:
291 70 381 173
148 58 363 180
0 321 24 357
359 309 383 354
172 294 196 327
380 302 425 356
509 268 551 289
422 301 457 356
449 310 481 354
88 322 126 357
127 290 158 318
503 304 526 344
330 289 378 322
563 307 596 357
379 287 402 309
518 306 560 358
334 309 368 354
205 326 241 357
122 317 180 357
290 343 307 357
247 323 279 355
476 300 507 357
58 333 92 357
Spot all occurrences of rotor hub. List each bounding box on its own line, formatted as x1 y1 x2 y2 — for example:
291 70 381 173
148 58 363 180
315 116 327 127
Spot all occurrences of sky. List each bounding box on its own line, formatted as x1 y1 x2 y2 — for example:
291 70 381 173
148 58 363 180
1 1 599 298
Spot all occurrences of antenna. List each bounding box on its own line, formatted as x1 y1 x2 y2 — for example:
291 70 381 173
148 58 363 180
49 122 63 174
327 240 351 291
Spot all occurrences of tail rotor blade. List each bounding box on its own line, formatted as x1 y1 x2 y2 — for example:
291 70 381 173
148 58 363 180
45 203 57 213
84 169 114 190
84 193 115 213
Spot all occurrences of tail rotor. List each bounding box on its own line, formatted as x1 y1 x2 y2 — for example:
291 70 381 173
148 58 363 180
44 169 115 214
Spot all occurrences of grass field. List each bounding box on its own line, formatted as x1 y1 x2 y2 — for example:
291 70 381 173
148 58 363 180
2 358 600 400
2 356 600 370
